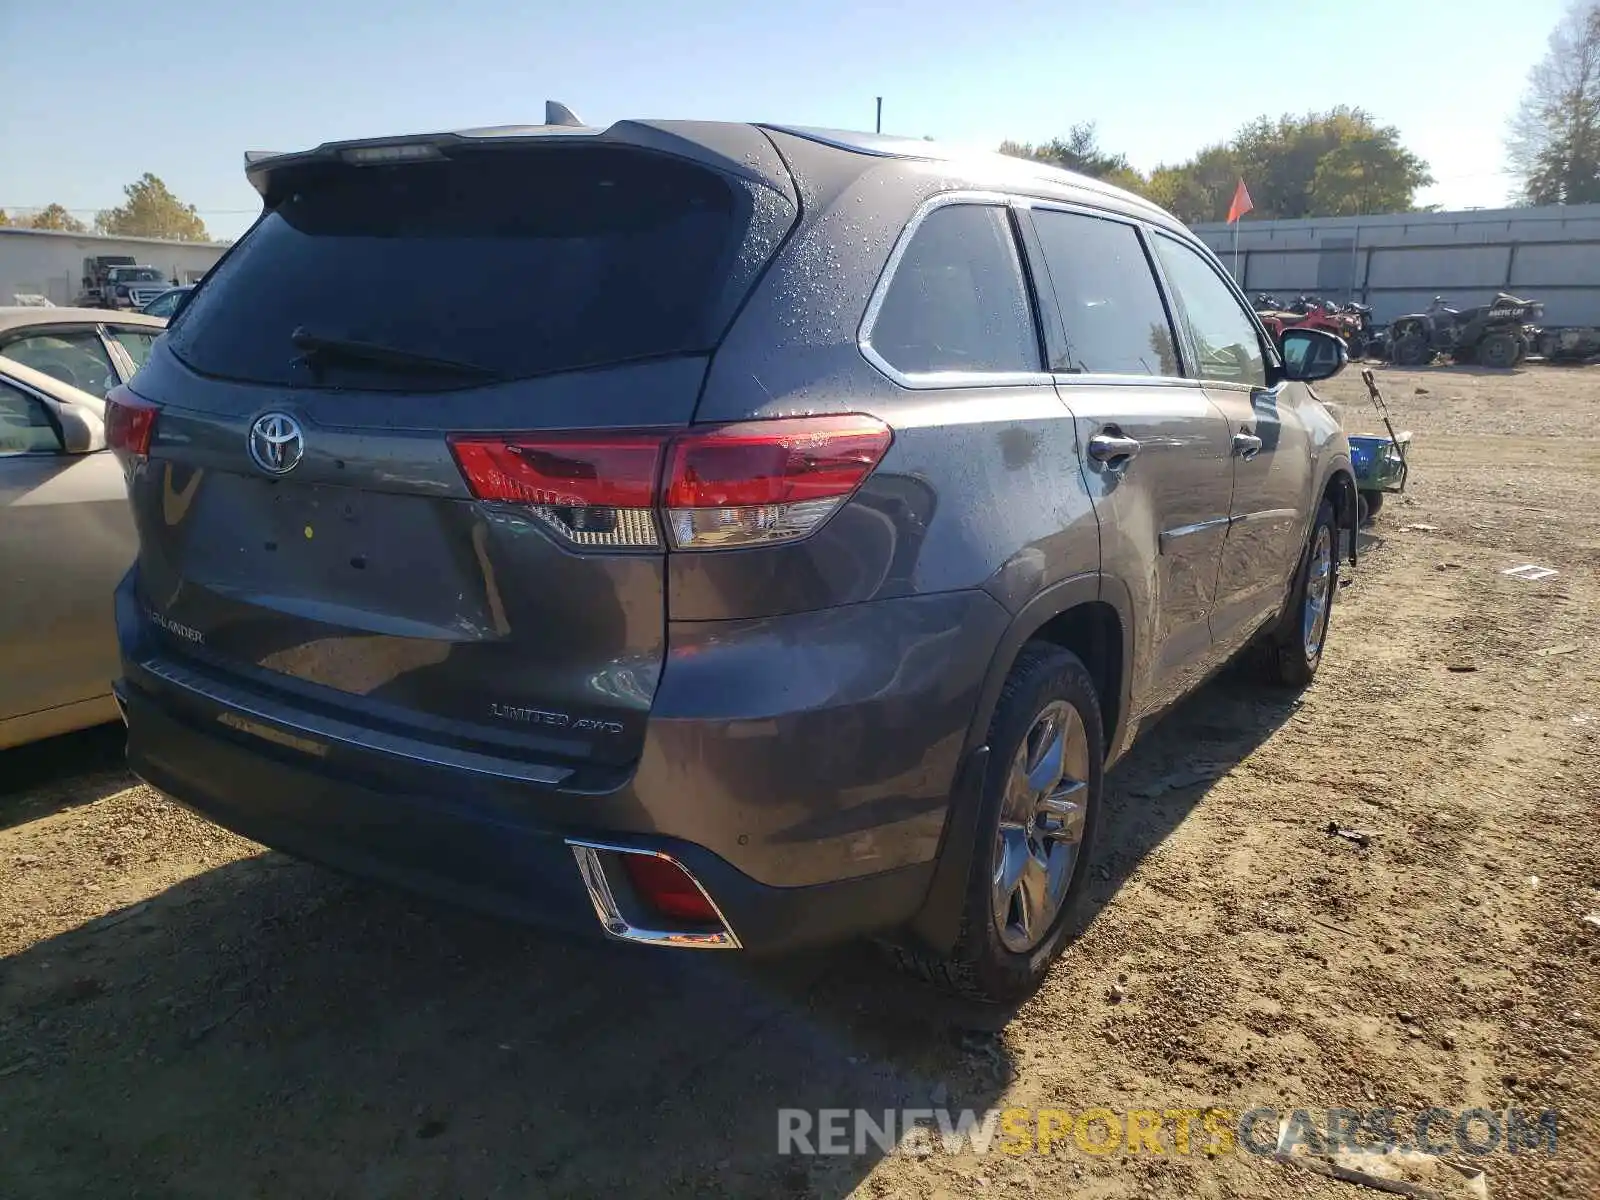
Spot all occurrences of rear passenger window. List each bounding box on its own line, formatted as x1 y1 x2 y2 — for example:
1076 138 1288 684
867 204 1038 378
1029 209 1179 376
1 331 118 395
1151 235 1268 388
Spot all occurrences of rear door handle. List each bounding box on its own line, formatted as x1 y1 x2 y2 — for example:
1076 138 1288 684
1088 433 1142 465
1233 432 1263 460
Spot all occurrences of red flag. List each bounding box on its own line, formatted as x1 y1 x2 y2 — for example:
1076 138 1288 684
1227 178 1254 224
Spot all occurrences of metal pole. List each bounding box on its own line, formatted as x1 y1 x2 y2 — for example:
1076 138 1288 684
1233 219 1240 282
875 97 882 134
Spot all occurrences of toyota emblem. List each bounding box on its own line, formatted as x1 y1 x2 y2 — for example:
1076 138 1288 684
248 412 304 475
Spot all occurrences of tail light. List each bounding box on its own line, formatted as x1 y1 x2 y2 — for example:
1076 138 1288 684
448 414 891 551
105 386 158 459
448 433 664 548
619 853 721 924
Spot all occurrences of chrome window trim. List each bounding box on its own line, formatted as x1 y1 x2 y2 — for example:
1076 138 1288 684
1054 373 1205 390
858 191 1054 391
567 839 742 950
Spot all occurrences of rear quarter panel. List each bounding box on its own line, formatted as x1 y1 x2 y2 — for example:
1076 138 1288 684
689 143 1099 618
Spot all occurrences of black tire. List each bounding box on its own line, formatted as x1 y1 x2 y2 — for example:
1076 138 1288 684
1477 331 1519 369
1391 333 1431 367
1358 490 1383 524
1255 499 1337 688
890 643 1103 1004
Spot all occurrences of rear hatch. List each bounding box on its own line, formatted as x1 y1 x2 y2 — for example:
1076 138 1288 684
121 134 797 770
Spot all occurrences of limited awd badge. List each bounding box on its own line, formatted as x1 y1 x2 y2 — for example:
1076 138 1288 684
248 412 305 475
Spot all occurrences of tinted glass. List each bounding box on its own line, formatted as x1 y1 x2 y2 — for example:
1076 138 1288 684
0 381 63 456
108 328 159 371
169 148 754 390
142 290 181 318
0 331 118 395
869 204 1038 376
1151 235 1266 387
1030 210 1179 376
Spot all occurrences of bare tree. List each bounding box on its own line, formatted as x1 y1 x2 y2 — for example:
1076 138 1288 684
1508 2 1600 205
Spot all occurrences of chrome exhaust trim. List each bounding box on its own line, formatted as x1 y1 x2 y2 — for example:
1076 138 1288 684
566 840 741 950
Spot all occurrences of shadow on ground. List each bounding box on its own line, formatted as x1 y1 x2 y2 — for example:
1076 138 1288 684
0 723 132 832
0 672 1301 1199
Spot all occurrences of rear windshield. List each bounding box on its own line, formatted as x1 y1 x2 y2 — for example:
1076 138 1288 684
168 146 762 389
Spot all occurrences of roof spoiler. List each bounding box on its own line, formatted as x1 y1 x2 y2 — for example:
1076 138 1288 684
241 111 797 207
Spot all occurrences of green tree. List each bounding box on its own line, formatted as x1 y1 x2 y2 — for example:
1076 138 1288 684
1002 109 1429 222
1229 107 1431 219
1508 2 1600 204
1145 144 1244 224
95 174 210 241
27 203 88 233
1000 123 1150 194
0 210 9 226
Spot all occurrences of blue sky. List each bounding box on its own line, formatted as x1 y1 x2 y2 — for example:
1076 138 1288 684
1 0 1566 241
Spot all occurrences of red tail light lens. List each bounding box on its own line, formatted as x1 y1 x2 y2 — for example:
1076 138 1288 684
448 415 891 552
105 385 158 458
663 415 891 549
620 853 720 924
448 432 665 548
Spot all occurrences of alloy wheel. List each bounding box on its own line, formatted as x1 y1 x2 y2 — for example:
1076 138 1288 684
1302 524 1334 662
992 699 1090 953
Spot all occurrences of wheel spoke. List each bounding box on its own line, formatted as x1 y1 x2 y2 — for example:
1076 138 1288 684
1039 779 1088 844
992 828 1027 927
1017 852 1051 940
1024 707 1068 797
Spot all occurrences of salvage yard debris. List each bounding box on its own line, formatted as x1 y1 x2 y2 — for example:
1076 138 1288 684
1274 1119 1490 1200
1326 822 1376 848
1501 564 1559 581
1130 764 1224 798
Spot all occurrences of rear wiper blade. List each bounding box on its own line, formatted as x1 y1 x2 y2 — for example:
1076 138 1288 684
289 327 500 379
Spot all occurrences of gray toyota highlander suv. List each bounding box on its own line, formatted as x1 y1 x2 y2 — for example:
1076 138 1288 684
108 113 1356 1002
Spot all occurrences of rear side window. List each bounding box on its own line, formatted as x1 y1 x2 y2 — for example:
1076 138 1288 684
108 328 159 372
1029 209 1179 377
1151 234 1267 388
866 204 1039 378
169 147 779 390
0 330 119 395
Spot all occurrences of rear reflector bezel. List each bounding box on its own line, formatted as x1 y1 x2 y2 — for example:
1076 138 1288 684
619 853 722 924
448 414 891 552
567 840 741 949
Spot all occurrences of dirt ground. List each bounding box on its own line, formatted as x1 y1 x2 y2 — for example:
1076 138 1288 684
2 363 1597 1200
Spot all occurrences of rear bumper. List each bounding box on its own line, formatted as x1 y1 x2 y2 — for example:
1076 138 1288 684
115 572 1007 952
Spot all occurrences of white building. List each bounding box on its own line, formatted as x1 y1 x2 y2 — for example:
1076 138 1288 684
0 227 233 307
1192 202 1600 327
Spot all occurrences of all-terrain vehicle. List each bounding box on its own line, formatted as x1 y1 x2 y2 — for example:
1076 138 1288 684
1254 293 1375 359
1386 294 1543 369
